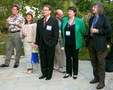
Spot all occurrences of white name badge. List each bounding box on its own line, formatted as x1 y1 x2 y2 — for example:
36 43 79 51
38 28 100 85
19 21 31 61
46 25 52 31
66 31 70 36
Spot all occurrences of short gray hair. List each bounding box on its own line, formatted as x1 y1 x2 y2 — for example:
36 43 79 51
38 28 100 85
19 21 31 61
91 2 104 15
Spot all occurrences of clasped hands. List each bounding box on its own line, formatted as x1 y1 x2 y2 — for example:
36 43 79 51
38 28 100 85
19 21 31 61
6 19 21 28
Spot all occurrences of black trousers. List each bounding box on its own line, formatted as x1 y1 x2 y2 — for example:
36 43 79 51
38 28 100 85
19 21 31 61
88 39 105 82
65 45 79 75
39 41 55 79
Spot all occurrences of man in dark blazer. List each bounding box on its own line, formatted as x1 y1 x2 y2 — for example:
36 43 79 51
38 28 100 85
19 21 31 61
86 2 112 89
35 5 59 80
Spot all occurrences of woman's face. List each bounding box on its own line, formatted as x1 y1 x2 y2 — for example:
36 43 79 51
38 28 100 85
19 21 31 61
68 10 75 18
26 15 32 22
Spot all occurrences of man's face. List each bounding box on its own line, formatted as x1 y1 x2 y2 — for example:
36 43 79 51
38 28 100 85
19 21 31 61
12 7 19 15
92 5 98 15
56 11 64 20
42 6 51 17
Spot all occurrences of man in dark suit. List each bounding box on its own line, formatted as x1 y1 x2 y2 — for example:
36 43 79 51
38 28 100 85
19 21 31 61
86 2 112 89
35 5 59 80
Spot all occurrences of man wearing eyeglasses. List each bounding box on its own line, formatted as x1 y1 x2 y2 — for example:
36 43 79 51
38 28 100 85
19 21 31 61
0 4 24 68
34 5 59 80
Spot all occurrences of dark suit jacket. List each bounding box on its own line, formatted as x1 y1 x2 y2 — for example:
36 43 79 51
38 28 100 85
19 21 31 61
35 16 59 49
86 15 112 52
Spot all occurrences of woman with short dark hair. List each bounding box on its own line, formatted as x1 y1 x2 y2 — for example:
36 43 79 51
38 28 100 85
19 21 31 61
61 6 86 79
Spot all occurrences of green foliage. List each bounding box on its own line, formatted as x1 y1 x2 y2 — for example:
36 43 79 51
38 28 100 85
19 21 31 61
0 34 7 55
0 0 23 33
103 2 113 27
62 1 75 16
79 44 90 60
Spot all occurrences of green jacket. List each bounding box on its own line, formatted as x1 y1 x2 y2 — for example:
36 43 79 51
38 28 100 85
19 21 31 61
61 17 86 49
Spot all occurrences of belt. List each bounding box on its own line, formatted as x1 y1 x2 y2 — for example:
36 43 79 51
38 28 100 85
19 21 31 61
10 30 20 33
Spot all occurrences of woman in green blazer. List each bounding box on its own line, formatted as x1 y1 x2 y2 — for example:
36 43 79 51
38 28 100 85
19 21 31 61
61 6 86 79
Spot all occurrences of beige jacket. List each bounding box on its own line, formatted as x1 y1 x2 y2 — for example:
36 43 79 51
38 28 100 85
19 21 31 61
20 23 37 43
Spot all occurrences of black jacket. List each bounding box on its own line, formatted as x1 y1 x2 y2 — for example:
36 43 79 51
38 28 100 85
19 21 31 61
86 15 112 52
35 16 59 49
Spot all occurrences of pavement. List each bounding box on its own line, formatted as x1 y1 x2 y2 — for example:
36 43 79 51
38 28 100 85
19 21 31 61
0 55 113 90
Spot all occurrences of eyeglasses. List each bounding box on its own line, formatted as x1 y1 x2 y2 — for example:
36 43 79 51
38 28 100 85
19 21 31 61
42 9 50 11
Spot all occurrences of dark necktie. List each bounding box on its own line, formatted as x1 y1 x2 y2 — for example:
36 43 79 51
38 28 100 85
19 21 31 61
43 18 46 26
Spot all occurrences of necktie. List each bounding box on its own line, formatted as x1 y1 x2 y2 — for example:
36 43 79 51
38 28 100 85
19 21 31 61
90 16 98 37
92 16 98 28
43 18 46 26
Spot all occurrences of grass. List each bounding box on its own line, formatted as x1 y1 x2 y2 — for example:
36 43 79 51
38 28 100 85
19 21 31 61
0 33 7 55
79 45 90 60
0 33 24 55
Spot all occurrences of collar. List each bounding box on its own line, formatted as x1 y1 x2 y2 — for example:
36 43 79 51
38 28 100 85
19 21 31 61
45 15 50 22
68 17 76 25
11 13 19 17
56 17 61 21
94 15 99 18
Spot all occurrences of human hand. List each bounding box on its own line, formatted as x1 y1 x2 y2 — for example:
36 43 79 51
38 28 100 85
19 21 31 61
6 19 10 24
21 31 25 38
90 28 98 34
32 43 38 49
14 24 22 28
14 23 18 26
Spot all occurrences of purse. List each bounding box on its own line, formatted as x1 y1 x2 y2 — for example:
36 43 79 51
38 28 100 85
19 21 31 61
105 59 113 72
31 48 39 64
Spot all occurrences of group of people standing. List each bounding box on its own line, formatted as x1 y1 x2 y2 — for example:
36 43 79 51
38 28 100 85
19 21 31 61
0 1 112 89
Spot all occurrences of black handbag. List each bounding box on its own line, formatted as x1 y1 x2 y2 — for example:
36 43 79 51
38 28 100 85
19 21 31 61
105 43 113 72
105 59 113 72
